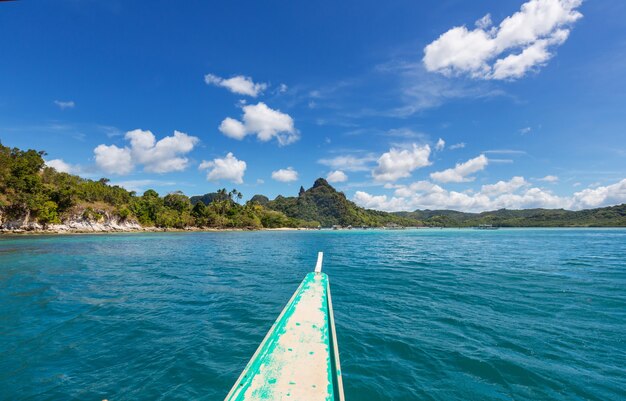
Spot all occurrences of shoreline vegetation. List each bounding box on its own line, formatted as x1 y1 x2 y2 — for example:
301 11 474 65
1 143 625 235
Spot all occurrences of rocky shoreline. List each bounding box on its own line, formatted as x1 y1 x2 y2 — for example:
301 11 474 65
1 227 304 235
0 213 303 235
0 213 144 234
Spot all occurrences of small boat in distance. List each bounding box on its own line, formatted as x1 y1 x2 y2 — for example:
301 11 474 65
224 252 345 401
473 224 499 230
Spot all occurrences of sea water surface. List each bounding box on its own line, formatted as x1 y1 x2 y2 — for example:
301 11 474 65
1 229 625 400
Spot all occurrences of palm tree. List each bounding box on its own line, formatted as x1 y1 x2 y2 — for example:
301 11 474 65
229 188 243 203
217 188 228 202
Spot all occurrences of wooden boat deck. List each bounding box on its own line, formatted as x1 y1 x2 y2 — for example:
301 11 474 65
224 253 344 401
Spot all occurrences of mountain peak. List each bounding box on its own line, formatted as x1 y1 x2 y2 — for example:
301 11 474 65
312 178 333 190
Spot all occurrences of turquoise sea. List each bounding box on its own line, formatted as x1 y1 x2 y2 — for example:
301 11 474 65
1 229 625 400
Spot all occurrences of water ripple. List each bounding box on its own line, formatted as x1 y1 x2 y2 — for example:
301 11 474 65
1 229 625 400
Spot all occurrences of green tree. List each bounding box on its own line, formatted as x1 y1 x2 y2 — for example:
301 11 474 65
164 191 191 213
38 201 60 226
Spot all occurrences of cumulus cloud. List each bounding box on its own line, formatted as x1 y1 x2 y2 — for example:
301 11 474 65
570 179 626 209
94 144 134 175
480 176 528 196
354 191 410 212
204 73 268 97
271 167 299 182
199 152 247 184
356 179 549 212
54 100 75 110
423 0 583 80
435 138 446 151
45 159 79 174
219 102 299 145
430 154 488 183
219 118 247 140
353 177 626 213
318 154 377 172
539 175 559 182
94 129 199 175
125 130 198 173
327 170 348 183
372 144 432 182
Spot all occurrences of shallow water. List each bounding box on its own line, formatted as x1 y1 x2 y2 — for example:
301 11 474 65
1 229 625 400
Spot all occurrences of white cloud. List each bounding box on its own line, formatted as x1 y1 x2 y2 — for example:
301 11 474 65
423 0 583 80
45 159 79 174
353 177 626 213
199 152 247 184
430 154 488 183
424 25 496 78
219 117 247 140
435 138 446 151
125 129 198 173
570 179 626 209
219 102 299 145
372 144 432 182
94 129 199 175
539 175 559 182
318 154 377 172
492 30 569 79
480 176 528 196
353 177 626 212
327 170 348 183
450 142 466 150
279 83 288 93
356 178 530 212
492 186 565 209
271 167 299 182
354 191 410 212
520 127 532 134
204 73 267 97
94 144 133 175
54 100 75 110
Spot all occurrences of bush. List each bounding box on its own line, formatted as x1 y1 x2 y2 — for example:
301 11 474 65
38 201 60 226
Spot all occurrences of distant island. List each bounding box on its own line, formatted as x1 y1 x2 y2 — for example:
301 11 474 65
1 143 624 233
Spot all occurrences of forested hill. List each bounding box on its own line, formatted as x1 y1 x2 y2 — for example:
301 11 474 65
0 143 317 229
394 204 626 227
263 178 416 227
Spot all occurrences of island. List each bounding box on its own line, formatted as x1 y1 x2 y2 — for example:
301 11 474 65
1 143 625 233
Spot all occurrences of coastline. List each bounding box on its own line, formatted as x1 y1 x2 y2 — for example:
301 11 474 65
2 225 624 236
0 226 306 235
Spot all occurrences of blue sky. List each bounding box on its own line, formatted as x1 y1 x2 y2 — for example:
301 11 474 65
1 0 625 211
